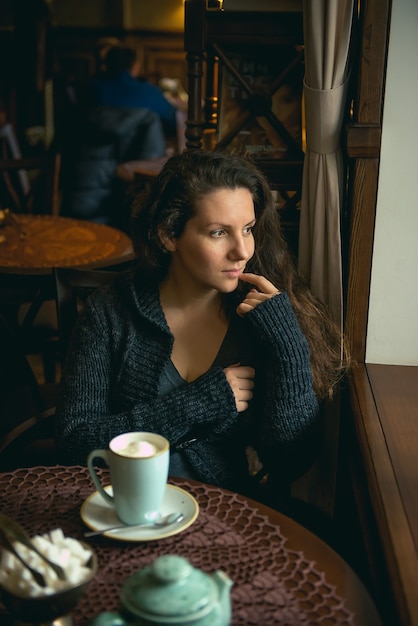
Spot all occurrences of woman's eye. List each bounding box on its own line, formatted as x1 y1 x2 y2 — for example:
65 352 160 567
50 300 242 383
243 225 254 235
210 229 225 238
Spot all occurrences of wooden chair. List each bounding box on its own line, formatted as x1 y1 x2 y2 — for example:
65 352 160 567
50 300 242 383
0 312 57 471
0 272 59 384
0 127 62 382
0 152 61 216
0 266 132 470
0 123 61 215
0 121 81 383
54 265 132 366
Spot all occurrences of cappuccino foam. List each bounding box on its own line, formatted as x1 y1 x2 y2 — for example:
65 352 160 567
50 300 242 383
118 440 157 458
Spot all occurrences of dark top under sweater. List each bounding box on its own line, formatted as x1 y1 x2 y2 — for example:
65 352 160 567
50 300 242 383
55 269 320 499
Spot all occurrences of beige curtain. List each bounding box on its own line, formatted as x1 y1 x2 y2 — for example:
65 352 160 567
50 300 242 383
298 0 353 328
292 0 353 517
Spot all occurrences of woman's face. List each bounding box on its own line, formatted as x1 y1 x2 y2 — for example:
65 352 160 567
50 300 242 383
165 187 256 294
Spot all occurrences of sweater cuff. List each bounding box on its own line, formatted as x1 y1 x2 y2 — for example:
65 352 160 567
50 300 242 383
164 366 239 434
245 292 310 359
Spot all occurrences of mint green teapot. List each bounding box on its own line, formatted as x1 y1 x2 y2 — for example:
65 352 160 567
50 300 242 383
91 555 233 626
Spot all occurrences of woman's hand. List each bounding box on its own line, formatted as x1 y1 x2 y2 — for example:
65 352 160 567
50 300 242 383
236 273 281 317
223 364 255 412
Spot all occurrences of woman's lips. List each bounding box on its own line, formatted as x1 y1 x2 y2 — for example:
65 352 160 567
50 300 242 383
223 269 243 278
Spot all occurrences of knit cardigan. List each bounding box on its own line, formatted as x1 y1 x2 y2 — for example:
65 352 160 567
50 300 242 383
55 270 320 497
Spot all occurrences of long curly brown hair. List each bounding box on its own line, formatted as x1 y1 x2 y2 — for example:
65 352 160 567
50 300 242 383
130 149 349 400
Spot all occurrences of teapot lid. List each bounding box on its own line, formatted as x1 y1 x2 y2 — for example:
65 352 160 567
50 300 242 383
121 555 218 621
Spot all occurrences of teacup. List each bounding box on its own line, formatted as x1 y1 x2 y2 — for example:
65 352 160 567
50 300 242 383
87 432 170 525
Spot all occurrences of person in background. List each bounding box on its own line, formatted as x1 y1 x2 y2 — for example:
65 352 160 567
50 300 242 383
89 44 182 139
95 37 123 78
59 43 171 226
55 150 348 511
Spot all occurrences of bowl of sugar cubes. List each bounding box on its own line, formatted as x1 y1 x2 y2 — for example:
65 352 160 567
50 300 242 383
0 527 97 624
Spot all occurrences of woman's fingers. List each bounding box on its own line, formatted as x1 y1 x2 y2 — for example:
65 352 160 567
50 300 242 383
223 365 255 412
237 273 281 316
239 272 280 295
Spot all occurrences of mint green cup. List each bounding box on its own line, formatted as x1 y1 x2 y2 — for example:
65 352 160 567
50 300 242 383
87 432 170 525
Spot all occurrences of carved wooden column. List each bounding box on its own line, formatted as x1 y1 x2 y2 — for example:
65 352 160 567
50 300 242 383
184 0 206 150
203 44 219 147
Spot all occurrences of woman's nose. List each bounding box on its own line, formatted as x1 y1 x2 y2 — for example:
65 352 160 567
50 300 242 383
229 235 251 260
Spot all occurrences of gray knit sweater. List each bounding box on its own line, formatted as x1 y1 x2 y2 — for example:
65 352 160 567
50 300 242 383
55 269 320 497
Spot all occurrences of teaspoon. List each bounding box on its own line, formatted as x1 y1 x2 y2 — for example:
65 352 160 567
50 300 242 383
84 511 184 538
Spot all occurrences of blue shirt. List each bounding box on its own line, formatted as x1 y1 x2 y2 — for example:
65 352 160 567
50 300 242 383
91 71 177 133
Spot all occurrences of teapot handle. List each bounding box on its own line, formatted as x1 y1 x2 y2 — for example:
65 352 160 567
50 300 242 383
90 611 129 626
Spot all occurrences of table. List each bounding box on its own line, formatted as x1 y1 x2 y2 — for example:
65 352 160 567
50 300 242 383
0 214 135 275
0 466 382 626
115 109 185 185
115 156 169 184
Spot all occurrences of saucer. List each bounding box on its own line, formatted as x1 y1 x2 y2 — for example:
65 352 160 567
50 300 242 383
80 484 199 541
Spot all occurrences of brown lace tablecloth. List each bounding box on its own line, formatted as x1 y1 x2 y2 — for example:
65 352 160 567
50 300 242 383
0 466 381 626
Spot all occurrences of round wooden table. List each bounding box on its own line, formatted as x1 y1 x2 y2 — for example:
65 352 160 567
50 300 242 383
0 214 135 275
0 466 383 626
115 156 169 184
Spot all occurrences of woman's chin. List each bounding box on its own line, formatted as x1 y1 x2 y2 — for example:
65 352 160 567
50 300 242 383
218 278 240 293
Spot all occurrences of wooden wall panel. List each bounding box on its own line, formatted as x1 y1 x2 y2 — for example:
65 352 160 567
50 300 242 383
344 0 391 363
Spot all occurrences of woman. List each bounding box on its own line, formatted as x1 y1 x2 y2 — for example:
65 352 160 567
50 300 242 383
55 150 345 504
